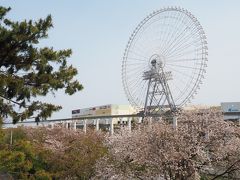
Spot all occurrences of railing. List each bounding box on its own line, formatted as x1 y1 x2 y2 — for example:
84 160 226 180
3 114 144 125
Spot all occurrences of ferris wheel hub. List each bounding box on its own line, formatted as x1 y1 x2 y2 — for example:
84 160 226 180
149 54 165 69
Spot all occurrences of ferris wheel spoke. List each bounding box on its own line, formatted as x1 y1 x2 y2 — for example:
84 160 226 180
125 70 144 78
161 19 200 56
162 11 185 47
174 74 193 93
128 61 147 67
166 47 203 60
161 28 191 56
165 36 202 58
126 73 144 82
172 73 190 87
127 71 146 85
173 32 203 51
159 11 188 55
130 81 147 101
126 66 147 77
137 82 148 105
130 78 145 90
179 79 196 101
131 20 163 53
154 11 170 51
163 32 199 59
168 58 203 63
126 57 148 62
159 25 177 54
167 66 199 82
132 29 161 53
160 16 196 56
168 33 204 59
129 88 143 103
135 36 159 56
128 50 150 60
164 34 203 58
127 79 145 91
126 63 147 71
125 63 146 67
159 25 173 54
127 74 144 87
166 63 202 70
130 42 148 54
134 36 167 55
168 81 186 101
125 63 146 69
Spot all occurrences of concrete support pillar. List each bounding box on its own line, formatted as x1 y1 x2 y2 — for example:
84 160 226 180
173 116 177 129
65 122 69 129
50 122 54 129
120 118 123 127
73 121 77 131
110 118 114 135
83 120 87 133
95 119 99 131
128 118 131 132
149 117 152 128
138 117 142 124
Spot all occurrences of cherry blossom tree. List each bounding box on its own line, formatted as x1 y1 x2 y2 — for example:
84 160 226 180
94 108 240 180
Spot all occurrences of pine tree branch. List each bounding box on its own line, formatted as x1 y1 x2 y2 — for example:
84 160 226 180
0 94 27 108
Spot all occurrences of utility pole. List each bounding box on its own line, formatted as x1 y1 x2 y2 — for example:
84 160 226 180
10 129 13 145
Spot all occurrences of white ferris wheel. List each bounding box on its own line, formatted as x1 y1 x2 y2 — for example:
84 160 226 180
122 7 208 116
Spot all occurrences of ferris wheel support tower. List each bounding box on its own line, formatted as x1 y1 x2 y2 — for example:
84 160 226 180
143 58 177 117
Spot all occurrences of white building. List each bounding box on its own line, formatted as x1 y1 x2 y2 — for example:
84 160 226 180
72 104 137 125
221 102 240 121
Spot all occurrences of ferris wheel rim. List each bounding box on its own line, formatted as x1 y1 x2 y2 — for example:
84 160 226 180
122 7 208 110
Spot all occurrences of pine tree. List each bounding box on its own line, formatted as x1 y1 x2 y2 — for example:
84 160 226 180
0 7 83 123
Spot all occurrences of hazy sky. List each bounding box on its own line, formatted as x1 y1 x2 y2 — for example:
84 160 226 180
2 0 240 119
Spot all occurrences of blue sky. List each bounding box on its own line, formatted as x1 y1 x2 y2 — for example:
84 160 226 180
1 0 240 119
